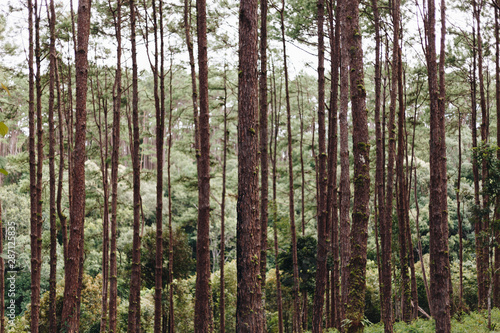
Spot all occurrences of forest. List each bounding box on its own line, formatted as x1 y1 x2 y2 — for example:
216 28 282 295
0 0 499 331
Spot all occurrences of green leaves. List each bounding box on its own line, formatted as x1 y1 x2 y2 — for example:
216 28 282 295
0 121 8 137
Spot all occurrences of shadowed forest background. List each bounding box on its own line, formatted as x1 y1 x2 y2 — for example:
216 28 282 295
0 0 500 331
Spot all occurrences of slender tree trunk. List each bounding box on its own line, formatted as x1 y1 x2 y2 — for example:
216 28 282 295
109 1 122 331
153 0 166 329
423 0 451 330
475 0 490 310
494 2 500 309
219 64 228 333
279 5 301 331
396 20 411 320
312 0 328 328
48 0 58 330
271 59 284 333
236 0 262 330
342 0 371 331
184 0 200 154
259 0 269 328
167 54 175 333
338 0 351 324
298 82 306 236
61 0 92 331
371 0 386 325
327 1 340 328
194 0 212 330
457 106 463 310
127 0 142 330
382 0 400 327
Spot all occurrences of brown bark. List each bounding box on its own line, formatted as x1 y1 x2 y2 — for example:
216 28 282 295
48 1 58 330
236 0 262 330
424 0 451 330
279 4 301 330
474 0 490 310
396 22 411 320
220 65 228 333
61 0 92 330
312 0 328 328
259 0 269 328
167 54 175 333
152 0 166 329
271 59 284 333
109 0 122 331
338 0 351 324
457 106 463 310
342 0 371 330
127 0 142 330
371 0 385 326
327 1 340 328
184 0 200 154
194 0 212 329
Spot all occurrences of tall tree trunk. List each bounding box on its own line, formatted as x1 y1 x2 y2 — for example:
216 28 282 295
424 0 451 330
259 0 269 328
167 54 175 333
371 0 386 325
327 1 340 328
109 0 122 331
312 0 328 328
396 19 411 320
271 59 284 333
236 0 262 330
48 0 58 330
474 0 490 310
382 0 400 327
61 0 92 330
457 106 463 310
220 64 228 333
279 4 301 330
194 0 212 329
342 0 371 331
494 1 500 309
127 0 142 329
153 0 166 329
338 0 351 324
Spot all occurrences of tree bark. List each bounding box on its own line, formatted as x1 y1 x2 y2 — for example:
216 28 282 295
342 0 371 331
48 0 58 330
338 0 351 324
312 0 328 328
424 0 451 330
61 0 92 331
194 0 212 330
494 1 500 309
127 0 142 330
279 4 301 330
259 0 269 328
109 1 122 331
236 0 262 330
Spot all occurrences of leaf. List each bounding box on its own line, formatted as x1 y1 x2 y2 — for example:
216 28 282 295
0 83 10 97
0 122 8 137
0 169 7 176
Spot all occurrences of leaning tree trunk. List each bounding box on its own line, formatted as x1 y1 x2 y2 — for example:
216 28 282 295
424 0 451 330
61 0 91 331
236 0 262 330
